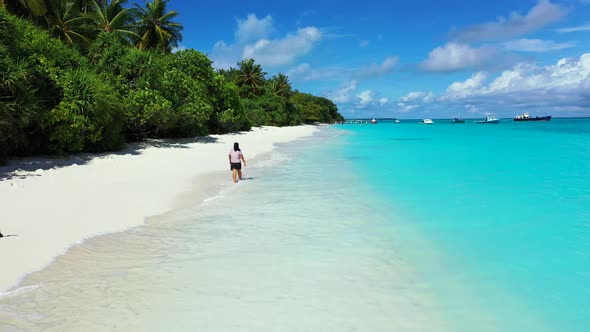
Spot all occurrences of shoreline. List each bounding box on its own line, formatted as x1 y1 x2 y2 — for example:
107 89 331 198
0 125 319 293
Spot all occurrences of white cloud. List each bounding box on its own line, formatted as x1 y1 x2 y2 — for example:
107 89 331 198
443 72 488 99
485 54 590 96
171 44 187 53
502 39 575 52
242 27 322 67
211 41 240 68
400 91 434 103
435 53 590 111
286 63 313 78
450 0 567 42
421 43 498 72
358 90 375 104
210 15 322 69
326 80 359 104
465 104 480 113
342 53 590 117
235 14 273 43
358 56 399 77
395 91 435 112
287 55 398 81
555 22 590 33
397 103 418 112
324 81 394 113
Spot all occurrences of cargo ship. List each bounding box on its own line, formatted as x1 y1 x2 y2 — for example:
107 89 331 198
514 113 551 121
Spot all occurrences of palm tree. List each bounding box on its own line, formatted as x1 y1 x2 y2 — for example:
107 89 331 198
44 0 92 46
269 73 292 98
2 0 47 17
133 0 182 52
235 58 266 96
16 0 47 16
89 0 137 40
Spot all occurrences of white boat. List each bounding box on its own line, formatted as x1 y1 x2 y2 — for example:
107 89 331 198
395 119 400 123
421 119 434 124
476 116 500 124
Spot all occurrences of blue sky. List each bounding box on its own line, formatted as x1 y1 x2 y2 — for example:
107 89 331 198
168 0 590 118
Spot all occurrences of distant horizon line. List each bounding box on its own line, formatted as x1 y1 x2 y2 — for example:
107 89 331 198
344 116 590 121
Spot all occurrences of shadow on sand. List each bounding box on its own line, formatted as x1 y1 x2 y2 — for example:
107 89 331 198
0 136 219 181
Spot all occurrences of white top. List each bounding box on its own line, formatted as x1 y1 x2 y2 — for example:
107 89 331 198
229 150 242 163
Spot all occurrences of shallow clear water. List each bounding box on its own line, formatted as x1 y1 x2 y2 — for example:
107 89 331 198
0 129 448 332
340 118 590 332
1 119 589 331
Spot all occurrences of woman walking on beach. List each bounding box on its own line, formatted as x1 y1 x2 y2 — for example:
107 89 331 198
229 142 246 183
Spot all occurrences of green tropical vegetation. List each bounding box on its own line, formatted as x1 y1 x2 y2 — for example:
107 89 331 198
0 1 343 163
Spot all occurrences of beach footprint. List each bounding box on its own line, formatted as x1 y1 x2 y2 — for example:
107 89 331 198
0 230 18 238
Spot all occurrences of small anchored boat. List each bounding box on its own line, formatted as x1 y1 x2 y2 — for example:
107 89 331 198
421 119 434 124
451 118 465 123
476 116 500 124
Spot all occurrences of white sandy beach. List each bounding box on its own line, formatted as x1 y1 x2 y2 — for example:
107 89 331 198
0 125 318 293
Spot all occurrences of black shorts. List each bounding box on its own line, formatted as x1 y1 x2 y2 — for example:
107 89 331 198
230 162 241 170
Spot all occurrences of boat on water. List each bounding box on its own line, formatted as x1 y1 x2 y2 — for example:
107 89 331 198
371 118 377 124
514 112 551 121
395 119 400 123
476 116 500 124
451 118 465 123
421 119 434 124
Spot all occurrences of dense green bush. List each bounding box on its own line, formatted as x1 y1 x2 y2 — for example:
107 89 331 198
291 92 343 124
124 88 173 140
241 98 267 127
158 68 211 137
285 100 303 126
209 76 251 133
0 56 39 161
0 6 343 163
168 49 215 84
47 69 124 153
0 9 41 161
257 93 288 126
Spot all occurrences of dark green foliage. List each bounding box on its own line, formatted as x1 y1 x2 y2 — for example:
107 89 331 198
47 69 123 153
0 6 343 163
133 0 182 52
256 93 288 126
158 68 211 137
0 9 43 160
213 79 251 132
285 100 303 125
241 98 267 127
291 92 344 124
89 0 137 40
168 49 214 83
234 58 266 98
124 88 173 139
0 56 39 161
44 0 94 46
267 73 292 98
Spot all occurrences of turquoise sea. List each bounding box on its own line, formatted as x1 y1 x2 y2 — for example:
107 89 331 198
1 119 589 331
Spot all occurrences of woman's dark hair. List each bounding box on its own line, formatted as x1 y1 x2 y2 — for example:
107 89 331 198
233 142 240 151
